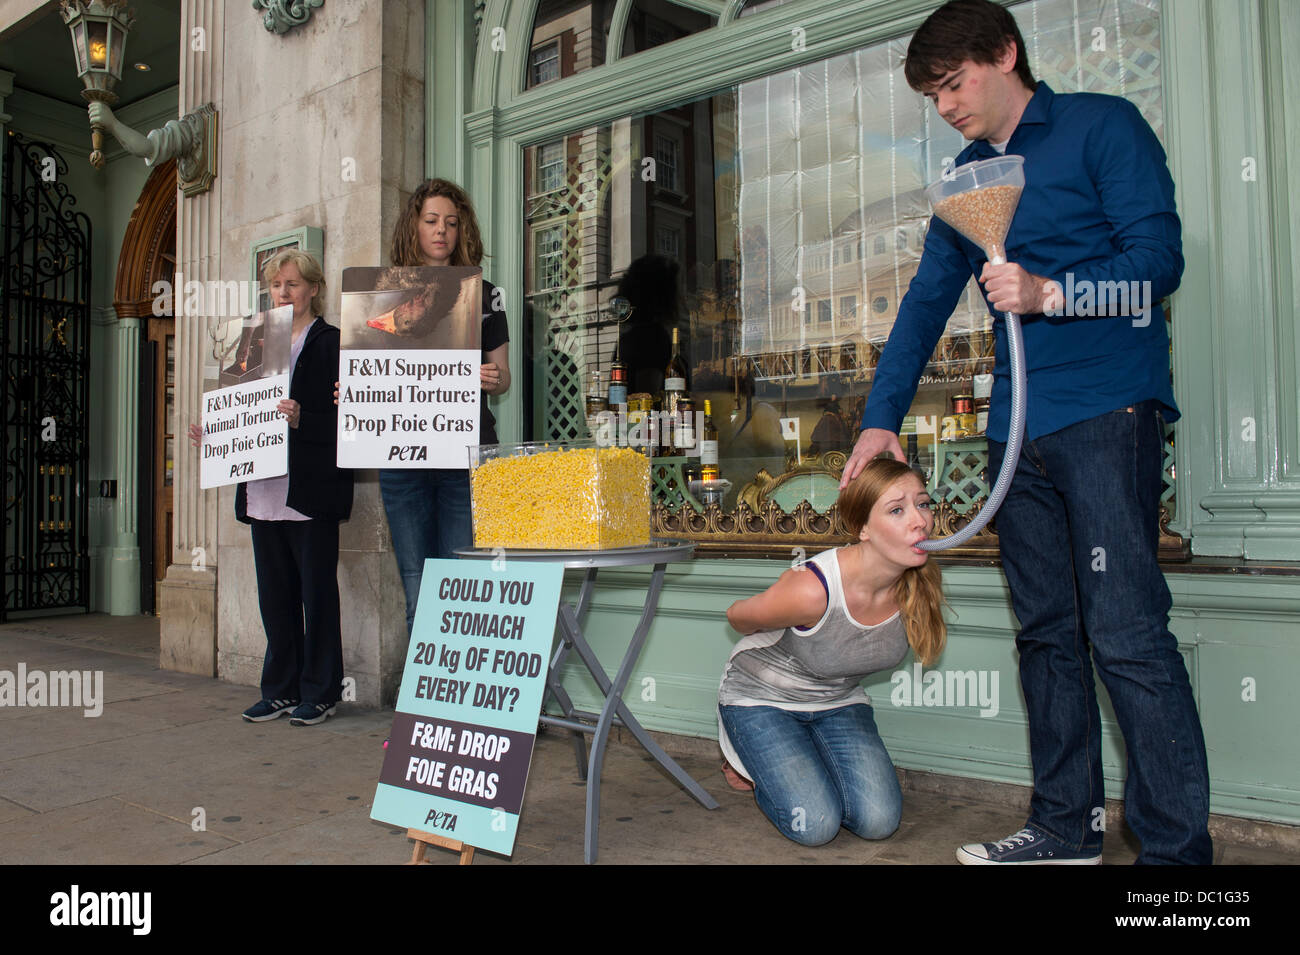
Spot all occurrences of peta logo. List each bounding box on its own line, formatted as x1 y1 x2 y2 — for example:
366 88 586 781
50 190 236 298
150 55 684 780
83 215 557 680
388 445 428 461
49 885 151 935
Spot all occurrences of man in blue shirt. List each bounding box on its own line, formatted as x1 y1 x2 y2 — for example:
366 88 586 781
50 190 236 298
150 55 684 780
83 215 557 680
840 0 1211 864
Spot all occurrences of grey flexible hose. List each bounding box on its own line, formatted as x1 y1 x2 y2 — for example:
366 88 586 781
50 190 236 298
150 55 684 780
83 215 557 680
916 306 1026 551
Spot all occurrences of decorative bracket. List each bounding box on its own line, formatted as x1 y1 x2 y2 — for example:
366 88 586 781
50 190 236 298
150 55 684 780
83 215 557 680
176 104 218 197
252 0 324 35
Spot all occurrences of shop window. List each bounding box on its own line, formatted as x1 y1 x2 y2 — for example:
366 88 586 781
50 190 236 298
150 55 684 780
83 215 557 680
517 0 1172 555
527 2 601 88
623 1 716 57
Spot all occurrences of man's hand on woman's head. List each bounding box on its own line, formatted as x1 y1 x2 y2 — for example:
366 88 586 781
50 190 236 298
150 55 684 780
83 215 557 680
840 428 905 489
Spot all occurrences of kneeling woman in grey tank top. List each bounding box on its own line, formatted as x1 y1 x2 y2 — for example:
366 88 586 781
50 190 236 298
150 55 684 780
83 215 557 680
718 457 945 847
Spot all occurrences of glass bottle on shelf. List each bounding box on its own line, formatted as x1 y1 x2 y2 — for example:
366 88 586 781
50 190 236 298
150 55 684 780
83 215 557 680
660 327 689 455
700 399 720 479
972 355 994 411
676 395 697 454
608 348 628 409
585 369 607 442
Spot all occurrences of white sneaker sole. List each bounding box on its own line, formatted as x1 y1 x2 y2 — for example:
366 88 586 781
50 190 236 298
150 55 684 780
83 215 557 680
242 707 295 723
289 706 337 726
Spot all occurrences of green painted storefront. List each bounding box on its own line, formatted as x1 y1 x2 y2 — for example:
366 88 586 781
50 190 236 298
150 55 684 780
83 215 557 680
432 0 1300 826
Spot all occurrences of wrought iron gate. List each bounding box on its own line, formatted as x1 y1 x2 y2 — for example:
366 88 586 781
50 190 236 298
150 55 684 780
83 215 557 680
1 133 91 620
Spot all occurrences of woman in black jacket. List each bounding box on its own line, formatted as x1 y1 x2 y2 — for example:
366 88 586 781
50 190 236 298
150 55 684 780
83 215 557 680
191 249 354 725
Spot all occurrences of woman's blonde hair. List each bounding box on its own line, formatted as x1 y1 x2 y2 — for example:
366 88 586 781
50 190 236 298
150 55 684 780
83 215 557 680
262 248 325 316
838 457 947 665
390 178 485 268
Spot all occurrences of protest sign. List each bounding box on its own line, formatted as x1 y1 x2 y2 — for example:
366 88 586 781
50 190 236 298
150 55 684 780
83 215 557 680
337 266 481 469
371 558 563 856
199 305 292 489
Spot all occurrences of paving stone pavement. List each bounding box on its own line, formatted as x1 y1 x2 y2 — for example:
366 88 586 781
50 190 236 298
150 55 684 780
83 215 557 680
1 614 1296 868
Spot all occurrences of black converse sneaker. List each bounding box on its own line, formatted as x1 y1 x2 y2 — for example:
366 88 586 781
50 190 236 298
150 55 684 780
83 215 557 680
957 826 1102 865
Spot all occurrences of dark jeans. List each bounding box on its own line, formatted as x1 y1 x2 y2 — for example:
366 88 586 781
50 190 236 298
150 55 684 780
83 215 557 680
988 400 1211 864
249 518 343 705
378 468 473 636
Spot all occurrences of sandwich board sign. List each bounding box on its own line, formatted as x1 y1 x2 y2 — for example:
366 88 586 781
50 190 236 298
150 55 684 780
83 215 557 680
371 558 562 856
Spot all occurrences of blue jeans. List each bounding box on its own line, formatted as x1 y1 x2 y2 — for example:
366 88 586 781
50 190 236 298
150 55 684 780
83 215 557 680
718 702 901 847
378 468 473 635
988 401 1211 864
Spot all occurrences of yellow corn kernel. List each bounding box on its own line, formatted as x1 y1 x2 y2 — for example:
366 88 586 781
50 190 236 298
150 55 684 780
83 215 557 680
470 446 650 550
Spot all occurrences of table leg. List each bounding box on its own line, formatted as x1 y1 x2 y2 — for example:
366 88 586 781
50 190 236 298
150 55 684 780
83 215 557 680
556 562 718 863
543 567 598 779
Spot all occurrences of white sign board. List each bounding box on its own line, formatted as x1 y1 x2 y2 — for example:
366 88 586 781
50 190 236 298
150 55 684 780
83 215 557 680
200 304 293 489
200 376 289 488
337 267 483 469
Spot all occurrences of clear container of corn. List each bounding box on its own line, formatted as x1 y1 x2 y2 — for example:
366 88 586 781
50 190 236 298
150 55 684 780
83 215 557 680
469 441 651 550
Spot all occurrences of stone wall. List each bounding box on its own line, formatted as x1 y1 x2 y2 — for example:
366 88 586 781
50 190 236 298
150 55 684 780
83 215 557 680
166 0 426 705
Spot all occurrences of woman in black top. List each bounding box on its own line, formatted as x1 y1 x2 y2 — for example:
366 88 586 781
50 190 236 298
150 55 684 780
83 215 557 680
379 179 510 635
191 249 353 725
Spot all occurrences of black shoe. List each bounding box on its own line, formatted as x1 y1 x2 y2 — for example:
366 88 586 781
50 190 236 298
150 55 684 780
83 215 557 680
957 826 1102 865
288 701 337 726
242 698 298 722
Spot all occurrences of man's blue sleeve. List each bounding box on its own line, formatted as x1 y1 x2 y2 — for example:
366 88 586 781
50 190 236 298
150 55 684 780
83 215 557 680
859 218 972 432
1044 98 1183 310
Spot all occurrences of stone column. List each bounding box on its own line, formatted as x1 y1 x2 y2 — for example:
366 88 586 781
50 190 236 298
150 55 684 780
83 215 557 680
158 0 223 674
108 313 141 614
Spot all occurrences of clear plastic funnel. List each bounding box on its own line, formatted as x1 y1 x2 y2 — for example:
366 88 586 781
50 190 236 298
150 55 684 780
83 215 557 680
924 155 1024 265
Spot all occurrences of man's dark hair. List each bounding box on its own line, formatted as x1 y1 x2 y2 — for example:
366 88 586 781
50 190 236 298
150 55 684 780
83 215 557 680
904 0 1036 93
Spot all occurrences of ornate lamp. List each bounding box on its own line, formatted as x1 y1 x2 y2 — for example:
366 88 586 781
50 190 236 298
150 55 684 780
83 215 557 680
59 0 135 169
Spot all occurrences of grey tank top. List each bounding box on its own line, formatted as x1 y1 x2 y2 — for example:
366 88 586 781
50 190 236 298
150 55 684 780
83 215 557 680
718 547 909 710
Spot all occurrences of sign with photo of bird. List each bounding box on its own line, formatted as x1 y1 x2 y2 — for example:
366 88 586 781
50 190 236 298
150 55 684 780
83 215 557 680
336 266 482 468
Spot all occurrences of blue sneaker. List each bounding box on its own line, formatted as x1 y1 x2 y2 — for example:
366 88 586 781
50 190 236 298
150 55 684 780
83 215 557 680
242 698 298 722
957 826 1102 865
289 701 337 726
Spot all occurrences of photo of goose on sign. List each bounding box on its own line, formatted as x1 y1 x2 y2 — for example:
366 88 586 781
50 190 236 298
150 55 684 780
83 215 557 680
371 559 563 856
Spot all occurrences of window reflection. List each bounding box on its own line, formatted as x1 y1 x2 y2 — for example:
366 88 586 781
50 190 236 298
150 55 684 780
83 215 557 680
737 0 795 16
526 0 614 88
622 0 715 56
522 0 1166 530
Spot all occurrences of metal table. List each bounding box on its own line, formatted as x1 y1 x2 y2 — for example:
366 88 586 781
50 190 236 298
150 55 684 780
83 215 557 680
456 540 717 862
